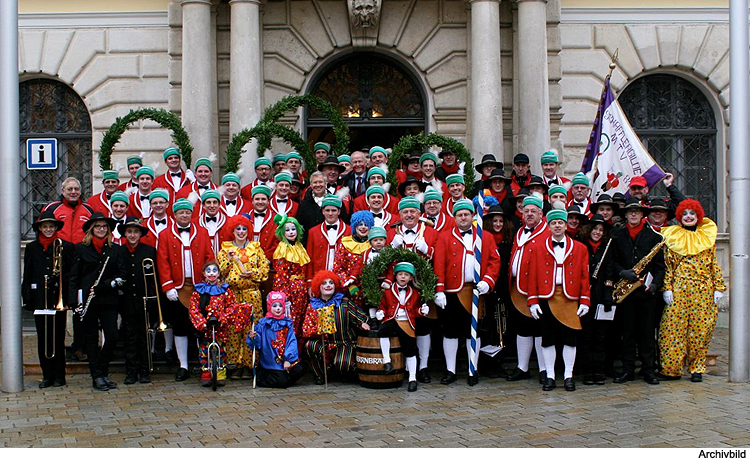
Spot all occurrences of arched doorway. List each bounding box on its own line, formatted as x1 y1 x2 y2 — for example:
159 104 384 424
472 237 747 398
619 74 718 219
306 53 426 152
19 78 92 239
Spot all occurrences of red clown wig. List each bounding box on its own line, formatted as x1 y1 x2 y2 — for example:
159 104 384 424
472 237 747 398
227 214 252 233
310 270 341 297
675 198 705 225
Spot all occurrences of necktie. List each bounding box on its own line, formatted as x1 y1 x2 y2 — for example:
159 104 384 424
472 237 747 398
206 216 217 223
404 229 416 235
155 219 166 226
326 224 338 230
553 240 565 248
171 172 181 177
461 229 472 236
356 176 364 196
178 226 190 234
106 194 112 200
225 199 236 206
372 212 383 219
140 195 149 201
523 227 534 234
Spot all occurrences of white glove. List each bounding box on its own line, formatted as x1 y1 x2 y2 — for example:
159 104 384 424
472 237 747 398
391 234 404 248
166 289 179 302
419 303 430 315
414 238 428 254
714 291 724 305
530 304 542 320
343 279 354 287
476 281 490 295
380 282 391 290
576 304 590 317
185 168 196 183
435 292 447 309
375 310 385 321
663 290 674 306
110 277 125 288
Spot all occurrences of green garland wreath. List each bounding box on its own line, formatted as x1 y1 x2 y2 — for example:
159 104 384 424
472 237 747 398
361 247 437 307
225 122 312 174
256 94 350 175
98 107 193 170
388 132 474 193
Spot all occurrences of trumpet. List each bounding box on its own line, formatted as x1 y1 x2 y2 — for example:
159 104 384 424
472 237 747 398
142 258 167 372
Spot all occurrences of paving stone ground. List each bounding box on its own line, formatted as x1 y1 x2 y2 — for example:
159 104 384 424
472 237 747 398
1 328 749 448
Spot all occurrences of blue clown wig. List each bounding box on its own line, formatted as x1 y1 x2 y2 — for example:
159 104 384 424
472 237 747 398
473 194 499 211
350 210 375 234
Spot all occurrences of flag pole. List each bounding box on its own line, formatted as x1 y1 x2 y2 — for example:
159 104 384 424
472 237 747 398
470 193 485 378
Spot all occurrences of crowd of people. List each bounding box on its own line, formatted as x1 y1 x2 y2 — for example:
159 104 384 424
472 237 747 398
22 144 726 393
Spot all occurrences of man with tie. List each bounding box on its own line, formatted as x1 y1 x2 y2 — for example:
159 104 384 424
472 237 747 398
193 189 228 254
433 199 501 386
567 173 593 218
305 195 350 284
272 153 287 174
442 174 468 218
343 150 368 199
368 146 388 167
362 185 394 229
142 189 172 247
118 155 142 192
156 198 215 381
269 171 299 218
422 187 455 233
352 166 399 214
319 155 346 192
240 157 275 200
540 150 571 188
108 191 130 245
153 147 193 202
243 184 279 261
127 166 156 220
219 172 251 218
314 142 331 166
87 170 121 215
506 194 552 384
175 157 217 210
286 151 305 182
419 152 441 191
527 208 590 391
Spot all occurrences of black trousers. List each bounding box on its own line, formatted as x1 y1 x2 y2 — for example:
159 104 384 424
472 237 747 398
83 303 118 379
378 319 417 357
34 311 67 381
256 364 305 388
71 311 86 353
121 309 152 376
539 300 578 347
619 292 657 375
438 292 476 339
163 297 195 337
579 304 609 375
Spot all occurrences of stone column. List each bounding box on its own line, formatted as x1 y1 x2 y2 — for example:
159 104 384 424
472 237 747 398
230 0 263 173
516 0 550 174
470 0 504 167
181 0 215 158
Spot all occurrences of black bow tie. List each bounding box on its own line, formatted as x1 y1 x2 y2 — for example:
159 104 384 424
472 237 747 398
205 216 217 223
523 227 534 234
575 202 584 208
461 229 472 236
198 184 209 190
155 219 167 226
548 179 558 185
171 172 182 177
178 226 190 234
397 286 407 292
140 195 149 201
106 194 112 200
326 224 338 230
254 211 265 218
115 219 124 225
276 198 288 203
426 215 437 222
404 229 416 235
372 212 383 219
225 199 236 206
553 240 565 248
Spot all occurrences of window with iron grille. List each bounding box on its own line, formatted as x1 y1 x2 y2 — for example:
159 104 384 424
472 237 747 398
619 74 717 220
19 79 92 240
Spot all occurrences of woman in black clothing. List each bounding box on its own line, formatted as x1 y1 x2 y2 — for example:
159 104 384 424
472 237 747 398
69 212 127 391
22 211 75 388
577 214 614 385
297 171 350 244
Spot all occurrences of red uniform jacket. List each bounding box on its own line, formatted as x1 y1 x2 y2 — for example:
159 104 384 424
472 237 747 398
543 175 571 188
153 170 191 202
567 197 593 218
220 195 252 218
156 223 215 292
434 226 501 293
352 192 399 215
510 221 551 296
176 181 218 217
42 199 93 244
244 210 279 261
441 196 465 218
126 190 153 220
379 284 424 330
118 178 137 192
141 214 174 248
526 237 591 307
240 178 275 201
86 191 112 216
386 222 439 261
193 211 230 255
305 220 350 282
424 212 455 234
268 194 299 218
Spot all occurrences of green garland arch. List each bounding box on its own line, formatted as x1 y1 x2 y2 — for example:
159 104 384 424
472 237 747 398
225 122 312 174
98 107 193 170
361 247 437 307
388 132 474 194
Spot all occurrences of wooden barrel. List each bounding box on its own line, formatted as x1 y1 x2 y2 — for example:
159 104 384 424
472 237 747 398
356 331 404 389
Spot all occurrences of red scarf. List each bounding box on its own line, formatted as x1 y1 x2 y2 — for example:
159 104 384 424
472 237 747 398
38 233 56 251
588 238 602 254
627 219 645 241
92 236 108 254
566 226 579 238
125 241 138 253
490 188 507 204
441 161 459 175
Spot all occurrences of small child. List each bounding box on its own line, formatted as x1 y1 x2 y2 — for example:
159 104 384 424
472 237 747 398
362 226 389 324
189 261 252 387
375 262 429 392
246 291 305 388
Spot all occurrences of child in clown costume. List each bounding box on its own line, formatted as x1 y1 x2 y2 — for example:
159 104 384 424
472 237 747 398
658 199 726 382
271 214 310 339
332 210 373 306
189 261 253 387
217 214 269 378
246 291 305 388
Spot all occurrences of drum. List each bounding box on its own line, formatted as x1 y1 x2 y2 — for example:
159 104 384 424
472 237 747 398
356 330 404 389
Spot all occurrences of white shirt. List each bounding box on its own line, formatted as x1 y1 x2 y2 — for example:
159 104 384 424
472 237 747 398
253 213 265 242
460 228 475 283
325 222 340 269
401 225 419 246
204 214 220 237
512 221 541 278
170 171 183 189
224 198 238 217
552 236 567 285
179 228 193 279
396 287 408 320
153 215 168 235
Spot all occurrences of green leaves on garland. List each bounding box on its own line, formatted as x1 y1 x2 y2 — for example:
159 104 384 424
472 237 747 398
98 108 193 170
361 247 437 307
388 132 474 193
225 122 311 174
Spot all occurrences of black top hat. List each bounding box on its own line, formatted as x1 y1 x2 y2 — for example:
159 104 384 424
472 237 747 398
513 153 530 164
82 212 117 234
591 194 619 214
117 216 149 237
474 154 503 173
527 175 549 192
32 210 64 233
317 155 346 173
290 172 304 186
398 176 428 197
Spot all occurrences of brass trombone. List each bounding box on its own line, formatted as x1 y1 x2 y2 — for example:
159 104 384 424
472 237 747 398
142 258 167 372
40 239 66 359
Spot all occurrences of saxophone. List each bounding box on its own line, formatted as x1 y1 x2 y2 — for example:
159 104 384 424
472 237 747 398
612 234 665 304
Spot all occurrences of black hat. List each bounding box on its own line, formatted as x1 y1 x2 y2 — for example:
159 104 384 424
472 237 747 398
612 192 627 203
32 210 64 232
474 154 503 173
317 155 346 173
117 216 149 237
513 153 530 164
515 188 530 200
438 149 455 158
567 205 589 223
290 172 304 186
485 204 511 219
527 175 549 192
82 212 117 233
484 168 513 187
645 198 669 211
619 197 648 215
398 176 428 197
591 194 619 214
588 213 612 229
403 150 421 162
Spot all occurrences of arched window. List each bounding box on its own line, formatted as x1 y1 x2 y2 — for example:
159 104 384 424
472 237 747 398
307 53 426 150
20 79 92 239
619 74 717 219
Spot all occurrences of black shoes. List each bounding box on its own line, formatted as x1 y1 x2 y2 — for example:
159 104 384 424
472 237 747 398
383 362 394 374
92 377 109 391
542 378 556 391
314 377 325 385
440 371 457 385
139 374 151 384
467 374 479 386
657 373 681 381
691 373 703 382
583 374 595 385
124 374 138 385
506 368 531 381
593 373 606 385
53 378 66 387
538 370 548 385
407 381 418 392
564 378 576 392
39 379 54 389
613 371 635 383
165 349 177 365
102 376 117 389
416 368 431 383
175 368 190 381
643 373 660 385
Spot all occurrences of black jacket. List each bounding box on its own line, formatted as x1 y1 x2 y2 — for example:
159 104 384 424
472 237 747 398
609 222 665 298
69 241 127 308
119 243 159 316
21 239 75 311
581 237 614 306
341 171 368 199
296 188 350 246
643 184 686 213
